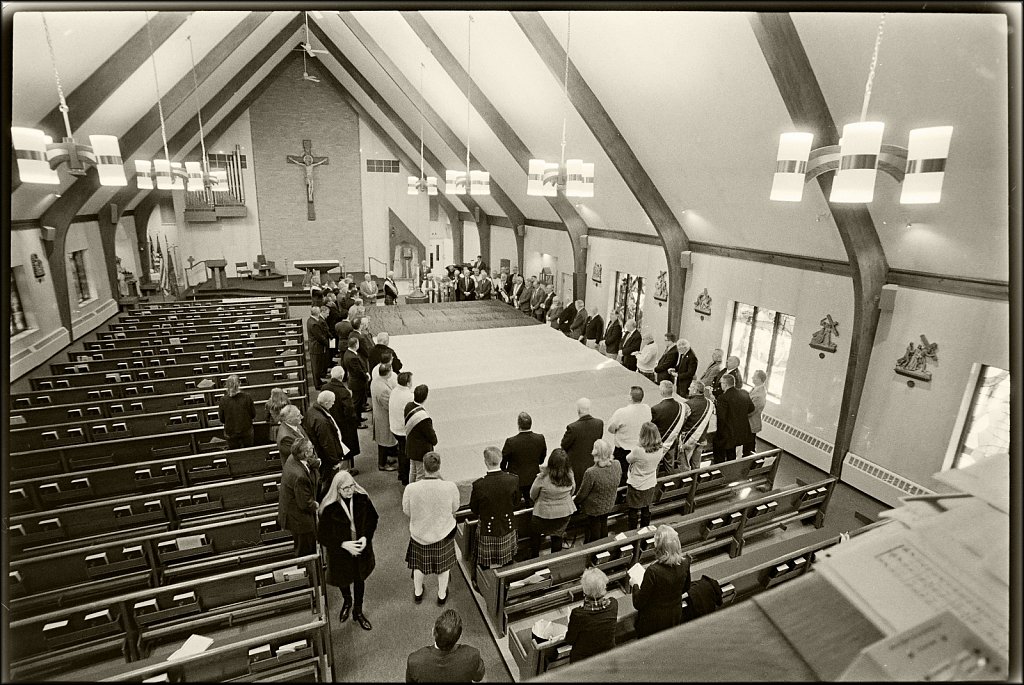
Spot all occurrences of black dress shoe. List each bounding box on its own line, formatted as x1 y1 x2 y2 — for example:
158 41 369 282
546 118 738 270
353 612 373 631
437 593 448 606
414 590 424 604
339 602 352 623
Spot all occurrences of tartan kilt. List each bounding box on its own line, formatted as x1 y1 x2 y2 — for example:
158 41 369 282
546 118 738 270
476 530 518 568
406 536 457 574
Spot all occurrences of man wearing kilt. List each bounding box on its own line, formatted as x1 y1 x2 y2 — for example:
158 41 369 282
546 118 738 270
469 447 522 585
402 452 462 605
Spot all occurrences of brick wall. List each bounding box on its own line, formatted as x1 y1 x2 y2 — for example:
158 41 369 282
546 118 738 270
248 58 364 273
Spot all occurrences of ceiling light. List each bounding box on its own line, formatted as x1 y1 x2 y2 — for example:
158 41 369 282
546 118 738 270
408 61 438 196
135 12 187 192
446 15 489 196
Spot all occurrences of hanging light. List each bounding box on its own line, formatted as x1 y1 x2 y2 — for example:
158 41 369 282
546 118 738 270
770 14 952 206
446 15 489 196
185 35 228 194
408 61 438 196
11 14 127 186
136 11 188 192
527 12 594 198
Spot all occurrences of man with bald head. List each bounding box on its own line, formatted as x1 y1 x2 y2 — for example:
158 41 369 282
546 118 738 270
304 389 351 487
560 398 605 486
670 338 699 396
712 355 744 399
699 348 725 387
369 331 402 375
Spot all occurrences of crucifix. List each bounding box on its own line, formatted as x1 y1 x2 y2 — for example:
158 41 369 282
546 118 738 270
286 139 329 221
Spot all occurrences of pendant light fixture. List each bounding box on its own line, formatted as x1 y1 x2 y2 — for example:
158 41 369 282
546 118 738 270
184 35 228 194
408 61 438 195
446 14 489 196
12 13 127 186
135 11 187 191
771 14 952 205
527 11 594 198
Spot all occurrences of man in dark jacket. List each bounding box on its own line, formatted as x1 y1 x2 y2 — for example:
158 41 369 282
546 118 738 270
217 374 255 448
406 610 485 683
569 301 588 341
654 333 680 383
404 384 438 483
306 306 331 390
713 374 754 464
323 292 343 349
305 390 351 483
584 311 604 349
557 299 578 336
500 412 547 506
322 366 361 467
368 331 403 374
671 339 699 397
517 277 535 315
278 438 321 556
342 337 369 425
458 268 476 301
679 380 713 470
469 447 522 577
603 308 623 358
712 355 744 399
560 398 605 487
620 320 643 371
334 316 354 363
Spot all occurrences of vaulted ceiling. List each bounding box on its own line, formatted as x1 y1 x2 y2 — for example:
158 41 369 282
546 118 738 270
7 7 1011 283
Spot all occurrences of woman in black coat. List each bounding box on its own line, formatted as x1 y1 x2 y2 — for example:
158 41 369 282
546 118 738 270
317 470 378 631
630 525 691 639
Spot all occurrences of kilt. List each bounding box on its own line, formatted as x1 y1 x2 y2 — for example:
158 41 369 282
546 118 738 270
476 530 518 568
626 484 657 509
406 532 457 574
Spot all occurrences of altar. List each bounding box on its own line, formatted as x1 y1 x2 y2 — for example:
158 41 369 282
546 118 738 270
293 259 340 287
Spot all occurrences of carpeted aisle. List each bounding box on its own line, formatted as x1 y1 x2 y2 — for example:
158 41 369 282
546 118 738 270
365 300 541 336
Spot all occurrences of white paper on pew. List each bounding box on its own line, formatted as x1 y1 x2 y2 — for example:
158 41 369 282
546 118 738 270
167 634 213 661
628 563 646 587
614 532 628 541
532 618 568 642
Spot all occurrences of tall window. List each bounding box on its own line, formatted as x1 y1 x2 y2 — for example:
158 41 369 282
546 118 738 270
69 249 91 304
10 270 28 336
952 365 1010 470
613 272 645 327
727 302 795 401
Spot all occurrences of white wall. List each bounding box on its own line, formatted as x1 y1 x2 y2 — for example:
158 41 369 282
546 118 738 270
523 225 574 293
491 225 518 271
462 220 480 263
9 228 70 380
585 235 669 337
114 215 140 278
65 219 118 340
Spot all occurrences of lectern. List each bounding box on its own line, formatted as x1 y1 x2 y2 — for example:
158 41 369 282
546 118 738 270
206 259 228 289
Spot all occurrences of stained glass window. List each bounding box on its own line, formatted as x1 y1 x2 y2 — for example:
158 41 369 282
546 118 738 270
69 249 91 304
727 301 795 401
953 365 1011 470
613 272 645 328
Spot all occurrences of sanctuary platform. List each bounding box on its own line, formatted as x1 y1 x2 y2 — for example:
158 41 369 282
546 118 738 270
182 270 377 305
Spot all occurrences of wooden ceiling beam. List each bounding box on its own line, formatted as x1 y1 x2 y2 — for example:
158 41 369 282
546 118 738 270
512 11 688 335
750 12 889 478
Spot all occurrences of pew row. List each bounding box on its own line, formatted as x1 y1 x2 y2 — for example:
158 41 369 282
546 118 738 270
105 315 287 334
477 477 836 636
7 472 285 557
6 555 331 682
510 519 889 678
124 296 288 314
12 378 305 428
54 342 300 375
455 451 783 566
7 512 296 619
69 335 302 362
9 422 276 480
116 303 288 323
82 330 301 352
9 443 285 517
95 318 301 341
29 351 305 390
13 365 303 407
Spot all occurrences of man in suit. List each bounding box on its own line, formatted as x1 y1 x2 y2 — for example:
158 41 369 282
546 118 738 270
651 381 684 467
670 338 699 397
383 270 400 305
654 333 680 383
323 366 360 467
305 390 350 483
351 316 373 366
712 355 744 399
406 610 485 683
530 281 547 320
539 285 556 322
569 300 588 341
342 337 369 426
323 292 343 353
517 277 535 315
404 384 438 483
368 331 403 375
475 271 492 300
503 269 517 304
359 273 378 306
471 255 487 274
306 306 331 390
678 380 713 470
334 316 354 364
500 412 547 506
698 347 725 387
620 320 642 371
745 370 767 456
278 438 321 556
584 310 605 349
713 374 754 464
557 298 577 336
560 398 605 487
603 308 623 358
459 268 476 301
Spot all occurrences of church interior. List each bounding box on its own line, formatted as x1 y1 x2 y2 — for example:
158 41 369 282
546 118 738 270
3 4 1020 682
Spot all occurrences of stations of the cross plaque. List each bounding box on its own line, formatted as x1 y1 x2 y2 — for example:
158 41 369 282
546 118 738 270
286 139 329 221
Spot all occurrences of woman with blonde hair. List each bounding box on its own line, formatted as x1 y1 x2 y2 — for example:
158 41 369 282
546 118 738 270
564 567 617 663
626 422 667 529
265 387 291 442
630 524 690 639
574 439 622 543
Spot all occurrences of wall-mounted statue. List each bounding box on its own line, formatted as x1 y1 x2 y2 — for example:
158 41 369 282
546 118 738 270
30 253 45 282
591 263 602 285
654 271 668 307
809 314 839 353
895 335 938 381
693 288 712 317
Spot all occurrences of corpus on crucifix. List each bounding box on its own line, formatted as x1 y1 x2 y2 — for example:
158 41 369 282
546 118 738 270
286 139 329 221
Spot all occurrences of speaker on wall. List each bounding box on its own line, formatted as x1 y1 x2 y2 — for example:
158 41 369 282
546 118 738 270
578 235 588 250
879 284 898 312
516 225 525 238
680 250 692 269
40 225 57 242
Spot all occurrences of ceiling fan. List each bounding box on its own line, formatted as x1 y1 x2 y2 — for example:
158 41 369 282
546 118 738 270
301 51 320 83
300 11 328 58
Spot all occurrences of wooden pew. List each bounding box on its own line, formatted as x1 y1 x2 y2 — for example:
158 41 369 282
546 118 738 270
8 512 295 619
117 302 289 321
68 335 302 362
94 318 302 341
28 350 305 390
455 450 783 566
7 472 285 558
9 443 285 517
478 477 836 636
106 314 288 333
52 342 299 375
124 296 288 314
8 422 276 481
6 554 330 682
13 365 303 407
510 520 889 677
12 378 305 428
81 329 302 352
